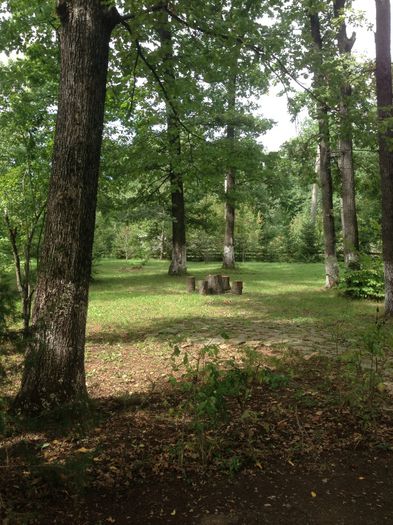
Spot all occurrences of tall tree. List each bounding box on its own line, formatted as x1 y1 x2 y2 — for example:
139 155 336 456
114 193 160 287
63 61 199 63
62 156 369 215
309 7 339 288
333 0 359 267
375 0 393 315
157 7 187 275
15 0 122 410
223 44 240 269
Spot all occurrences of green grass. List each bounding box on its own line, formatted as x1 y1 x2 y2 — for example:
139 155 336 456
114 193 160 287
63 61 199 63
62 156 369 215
87 259 386 349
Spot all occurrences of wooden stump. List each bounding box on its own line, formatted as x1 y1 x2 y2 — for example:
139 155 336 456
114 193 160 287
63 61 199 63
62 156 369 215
207 274 224 294
222 275 231 292
187 276 196 293
231 280 243 295
199 280 209 295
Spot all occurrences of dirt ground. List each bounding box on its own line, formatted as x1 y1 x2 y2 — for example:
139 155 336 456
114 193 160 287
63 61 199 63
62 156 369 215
1 338 393 524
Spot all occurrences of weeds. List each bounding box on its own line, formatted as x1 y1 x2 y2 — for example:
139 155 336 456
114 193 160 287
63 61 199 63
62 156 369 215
338 313 391 424
167 344 289 470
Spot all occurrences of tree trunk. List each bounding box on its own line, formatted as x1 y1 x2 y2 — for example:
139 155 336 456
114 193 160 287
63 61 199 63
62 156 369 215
334 0 359 268
310 181 319 226
158 10 187 276
375 0 393 314
223 52 239 270
4 214 37 336
14 0 120 411
309 12 339 288
223 164 236 269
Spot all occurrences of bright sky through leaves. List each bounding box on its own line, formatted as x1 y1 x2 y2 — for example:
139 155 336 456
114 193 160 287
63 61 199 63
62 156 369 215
262 0 379 151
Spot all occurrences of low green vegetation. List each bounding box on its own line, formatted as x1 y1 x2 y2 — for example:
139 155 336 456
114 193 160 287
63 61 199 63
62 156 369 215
87 259 384 345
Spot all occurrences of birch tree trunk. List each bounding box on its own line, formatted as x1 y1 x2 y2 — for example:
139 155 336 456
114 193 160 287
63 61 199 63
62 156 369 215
375 0 393 315
14 0 120 411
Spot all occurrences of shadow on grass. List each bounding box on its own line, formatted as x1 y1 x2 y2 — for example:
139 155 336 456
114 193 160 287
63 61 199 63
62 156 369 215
86 287 381 347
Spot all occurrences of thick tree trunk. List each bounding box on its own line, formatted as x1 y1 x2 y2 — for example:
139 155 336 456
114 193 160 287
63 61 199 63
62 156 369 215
309 12 339 288
158 10 187 276
14 0 120 411
334 0 359 267
375 0 393 314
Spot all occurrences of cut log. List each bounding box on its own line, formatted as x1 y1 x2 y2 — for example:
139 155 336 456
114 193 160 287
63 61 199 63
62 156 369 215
187 276 196 293
207 274 224 294
222 275 231 292
231 280 243 295
199 280 209 295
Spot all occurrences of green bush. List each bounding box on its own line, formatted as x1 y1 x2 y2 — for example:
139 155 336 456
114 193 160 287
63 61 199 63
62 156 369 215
340 256 384 300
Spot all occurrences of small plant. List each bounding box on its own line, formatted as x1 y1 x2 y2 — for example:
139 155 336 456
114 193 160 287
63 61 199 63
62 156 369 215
339 256 384 300
338 312 390 422
167 344 288 470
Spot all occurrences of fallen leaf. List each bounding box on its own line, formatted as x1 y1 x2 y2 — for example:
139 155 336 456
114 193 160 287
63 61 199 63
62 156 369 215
311 491 317 498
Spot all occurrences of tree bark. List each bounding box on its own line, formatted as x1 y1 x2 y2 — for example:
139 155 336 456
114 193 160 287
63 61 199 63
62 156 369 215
223 52 239 270
309 11 339 288
375 0 393 314
333 0 359 268
310 181 319 226
158 10 187 276
14 0 120 411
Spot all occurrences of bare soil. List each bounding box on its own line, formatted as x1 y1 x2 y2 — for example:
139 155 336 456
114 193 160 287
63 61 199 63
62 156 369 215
1 338 393 524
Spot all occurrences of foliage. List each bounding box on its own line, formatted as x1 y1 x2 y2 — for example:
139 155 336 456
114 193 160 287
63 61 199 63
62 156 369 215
338 315 391 423
168 344 288 468
339 256 385 300
0 274 17 338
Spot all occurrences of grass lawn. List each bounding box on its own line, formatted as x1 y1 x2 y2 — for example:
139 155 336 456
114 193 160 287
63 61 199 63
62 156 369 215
87 259 383 347
1 259 393 524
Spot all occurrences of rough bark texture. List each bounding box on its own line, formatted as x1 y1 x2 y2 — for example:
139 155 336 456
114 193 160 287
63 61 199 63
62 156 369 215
158 10 187 276
375 0 393 314
222 275 231 292
310 181 319 226
207 274 224 295
14 0 119 411
223 56 238 270
223 165 236 269
334 0 359 267
187 276 196 293
309 12 339 288
231 281 243 295
199 280 209 295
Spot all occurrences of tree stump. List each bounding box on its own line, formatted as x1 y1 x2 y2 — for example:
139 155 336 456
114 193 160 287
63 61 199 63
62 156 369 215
187 276 196 293
199 280 209 295
207 274 224 294
222 275 231 292
231 280 243 295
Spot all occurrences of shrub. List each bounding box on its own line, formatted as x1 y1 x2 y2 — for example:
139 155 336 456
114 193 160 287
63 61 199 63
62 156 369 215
339 256 384 300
